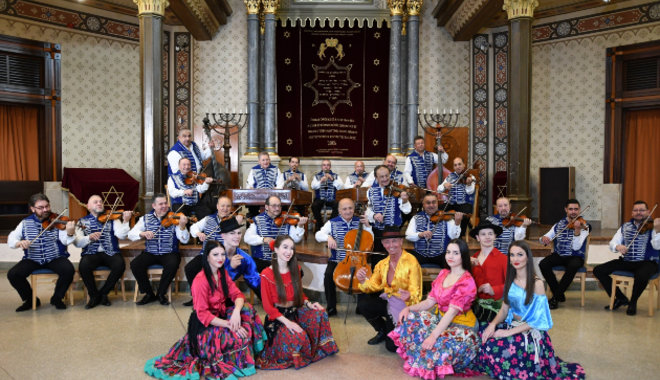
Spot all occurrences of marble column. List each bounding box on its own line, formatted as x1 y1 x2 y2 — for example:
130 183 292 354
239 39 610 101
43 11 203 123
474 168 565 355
388 0 405 156
504 0 537 214
262 0 279 155
245 0 260 155
134 0 167 210
406 0 422 154
400 16 408 153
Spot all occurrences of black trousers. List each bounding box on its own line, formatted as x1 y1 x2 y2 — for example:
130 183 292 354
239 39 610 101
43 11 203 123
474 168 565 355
371 228 388 269
78 253 125 298
593 258 659 304
357 292 393 333
312 198 338 231
409 250 448 269
539 253 585 299
254 257 271 275
184 254 262 300
447 203 473 237
130 251 180 296
7 257 75 302
324 261 339 309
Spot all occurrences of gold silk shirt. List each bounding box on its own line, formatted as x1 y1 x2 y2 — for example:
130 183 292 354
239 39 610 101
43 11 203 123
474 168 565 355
358 250 422 305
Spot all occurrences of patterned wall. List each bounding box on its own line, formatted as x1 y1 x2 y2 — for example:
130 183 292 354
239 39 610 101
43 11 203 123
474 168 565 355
0 16 142 181
472 34 489 216
174 31 192 135
530 22 660 221
492 31 508 175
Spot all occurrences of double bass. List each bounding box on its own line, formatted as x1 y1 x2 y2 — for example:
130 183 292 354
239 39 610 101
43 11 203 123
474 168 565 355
333 217 374 294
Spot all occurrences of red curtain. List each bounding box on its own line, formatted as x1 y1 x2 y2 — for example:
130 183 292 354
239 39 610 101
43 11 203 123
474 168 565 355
622 108 660 221
0 104 40 181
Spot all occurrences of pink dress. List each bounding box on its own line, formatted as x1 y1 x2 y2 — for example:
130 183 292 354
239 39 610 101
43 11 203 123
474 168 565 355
389 269 480 379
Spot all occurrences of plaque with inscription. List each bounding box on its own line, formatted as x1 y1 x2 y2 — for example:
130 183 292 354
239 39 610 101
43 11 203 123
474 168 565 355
225 189 312 206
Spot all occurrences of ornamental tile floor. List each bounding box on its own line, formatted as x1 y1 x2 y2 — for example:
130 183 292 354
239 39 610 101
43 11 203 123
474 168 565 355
0 271 658 380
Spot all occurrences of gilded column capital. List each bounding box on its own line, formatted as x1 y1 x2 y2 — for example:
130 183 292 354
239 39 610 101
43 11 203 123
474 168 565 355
262 0 280 14
133 0 169 16
388 0 406 17
244 0 260 15
503 0 538 20
406 0 423 17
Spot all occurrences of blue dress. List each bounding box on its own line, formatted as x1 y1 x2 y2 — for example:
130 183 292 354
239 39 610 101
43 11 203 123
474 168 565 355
478 283 585 379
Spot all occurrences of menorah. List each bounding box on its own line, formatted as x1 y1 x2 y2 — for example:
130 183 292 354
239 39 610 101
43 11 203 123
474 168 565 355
202 110 248 171
417 108 460 148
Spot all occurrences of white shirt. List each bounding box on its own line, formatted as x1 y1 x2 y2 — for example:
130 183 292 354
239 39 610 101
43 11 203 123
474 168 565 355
540 223 589 251
310 173 343 191
8 221 75 248
73 219 130 251
166 144 212 173
167 176 210 198
244 218 305 245
403 150 448 185
315 218 373 243
276 171 309 190
405 216 461 242
128 215 190 243
438 174 476 194
609 225 660 252
364 187 412 223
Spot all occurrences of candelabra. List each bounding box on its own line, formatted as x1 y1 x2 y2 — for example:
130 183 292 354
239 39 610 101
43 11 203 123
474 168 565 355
417 108 460 148
202 110 248 171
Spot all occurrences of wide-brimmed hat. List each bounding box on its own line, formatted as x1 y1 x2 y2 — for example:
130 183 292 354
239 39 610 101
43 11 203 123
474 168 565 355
377 225 406 240
469 220 503 239
219 217 244 234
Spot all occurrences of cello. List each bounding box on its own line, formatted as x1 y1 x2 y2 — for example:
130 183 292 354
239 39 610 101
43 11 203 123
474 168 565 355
333 216 374 294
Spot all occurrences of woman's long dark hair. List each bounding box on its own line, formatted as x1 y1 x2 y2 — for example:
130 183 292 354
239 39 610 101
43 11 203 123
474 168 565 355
270 235 304 307
201 240 232 307
446 238 472 272
503 240 536 306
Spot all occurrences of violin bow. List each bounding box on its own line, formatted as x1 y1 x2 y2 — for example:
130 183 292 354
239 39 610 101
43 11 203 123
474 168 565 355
277 194 297 236
152 204 186 239
624 203 658 251
98 197 120 236
550 205 591 242
206 205 246 237
29 208 69 245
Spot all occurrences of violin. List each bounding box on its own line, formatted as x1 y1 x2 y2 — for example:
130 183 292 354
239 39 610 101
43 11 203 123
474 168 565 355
383 181 408 198
42 213 78 230
502 213 535 227
274 212 302 227
639 220 655 234
160 212 197 227
429 211 470 223
567 216 588 230
184 171 210 185
98 210 140 223
457 168 479 185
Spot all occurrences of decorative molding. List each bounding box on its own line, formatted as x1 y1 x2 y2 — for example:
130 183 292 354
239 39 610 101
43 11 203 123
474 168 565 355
134 0 169 16
183 0 219 33
406 0 422 17
445 0 488 38
502 0 538 20
263 0 280 14
162 30 171 166
277 0 389 28
472 33 489 216
244 0 260 15
388 0 405 17
0 0 140 42
532 2 660 43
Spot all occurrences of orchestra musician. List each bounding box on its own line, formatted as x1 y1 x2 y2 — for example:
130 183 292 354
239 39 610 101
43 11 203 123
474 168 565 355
167 127 215 176
315 197 373 316
7 193 76 311
167 157 214 217
403 135 448 189
486 197 532 254
245 151 281 218
310 159 343 233
74 195 132 309
593 201 660 316
344 160 368 188
362 155 411 188
277 156 309 191
438 157 475 237
244 195 307 273
128 193 189 306
538 199 590 310
366 165 412 257
405 192 462 268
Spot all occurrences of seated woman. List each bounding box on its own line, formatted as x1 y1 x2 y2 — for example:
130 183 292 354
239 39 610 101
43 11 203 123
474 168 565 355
145 240 266 379
389 239 480 379
469 220 507 323
257 235 338 369
478 241 585 379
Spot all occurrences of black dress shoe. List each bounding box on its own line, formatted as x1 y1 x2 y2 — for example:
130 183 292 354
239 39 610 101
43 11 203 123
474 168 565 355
85 295 101 310
326 307 337 316
605 297 629 311
158 294 170 305
548 297 559 310
355 306 361 315
101 295 111 306
385 336 397 352
16 298 40 312
50 298 67 310
182 299 193 307
136 293 157 305
626 303 637 316
367 331 387 345
556 294 566 302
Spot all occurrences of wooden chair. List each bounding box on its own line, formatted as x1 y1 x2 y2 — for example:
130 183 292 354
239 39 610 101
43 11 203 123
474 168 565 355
465 184 480 241
30 269 75 310
82 266 126 303
552 236 590 307
608 269 660 317
133 264 173 303
420 263 442 293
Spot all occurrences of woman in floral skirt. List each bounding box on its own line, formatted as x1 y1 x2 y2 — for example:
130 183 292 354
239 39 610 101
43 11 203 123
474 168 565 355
145 240 266 379
389 239 481 379
478 241 585 379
